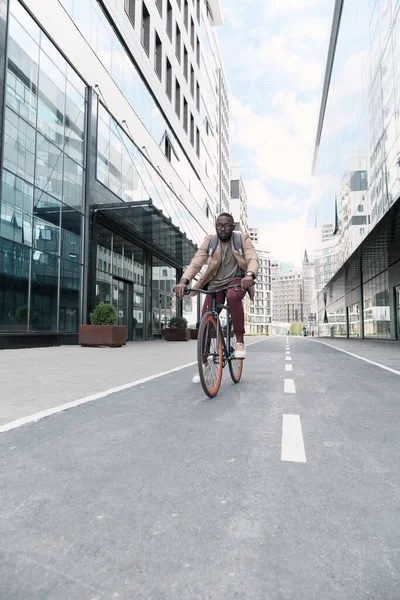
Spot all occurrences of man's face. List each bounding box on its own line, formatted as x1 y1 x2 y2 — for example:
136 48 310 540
215 216 235 242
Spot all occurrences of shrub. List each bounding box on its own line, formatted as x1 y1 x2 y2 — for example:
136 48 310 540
90 303 117 326
13 305 40 325
168 316 188 329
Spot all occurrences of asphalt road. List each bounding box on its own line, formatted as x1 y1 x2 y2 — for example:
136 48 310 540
1 337 399 599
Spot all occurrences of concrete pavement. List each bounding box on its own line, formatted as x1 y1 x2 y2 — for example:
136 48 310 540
1 336 399 598
0 336 266 427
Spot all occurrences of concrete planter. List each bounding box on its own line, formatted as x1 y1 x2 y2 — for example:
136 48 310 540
189 328 198 340
79 325 127 347
164 328 190 342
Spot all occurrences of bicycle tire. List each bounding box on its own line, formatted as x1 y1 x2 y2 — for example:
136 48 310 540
228 333 244 384
197 312 223 398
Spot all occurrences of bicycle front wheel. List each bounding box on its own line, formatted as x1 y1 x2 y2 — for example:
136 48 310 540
228 333 244 384
197 313 223 398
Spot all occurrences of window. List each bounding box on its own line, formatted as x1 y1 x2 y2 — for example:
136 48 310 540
196 37 200 66
358 204 364 212
183 46 188 81
175 24 181 62
190 17 195 49
184 0 189 30
175 79 181 117
183 97 188 132
196 126 200 156
166 58 172 100
166 1 173 40
154 33 162 80
156 0 162 15
196 0 200 22
165 136 172 161
360 227 365 236
141 3 150 55
190 66 194 97
196 82 200 111
190 113 194 146
124 0 135 26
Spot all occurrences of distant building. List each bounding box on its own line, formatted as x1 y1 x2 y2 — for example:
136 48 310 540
271 261 303 324
302 250 316 324
247 248 271 335
249 227 259 246
229 163 249 233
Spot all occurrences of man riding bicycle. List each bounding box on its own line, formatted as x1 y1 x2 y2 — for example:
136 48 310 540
175 213 259 383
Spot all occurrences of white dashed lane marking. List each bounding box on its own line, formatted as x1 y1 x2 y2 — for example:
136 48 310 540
281 415 307 463
284 379 296 394
285 364 293 372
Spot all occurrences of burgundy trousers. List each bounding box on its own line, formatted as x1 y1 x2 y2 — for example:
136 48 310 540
201 278 246 335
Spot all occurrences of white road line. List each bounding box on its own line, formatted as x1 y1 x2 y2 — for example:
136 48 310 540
285 364 293 372
286 350 290 355
281 415 307 463
0 338 271 434
312 340 400 377
285 356 291 361
284 379 296 394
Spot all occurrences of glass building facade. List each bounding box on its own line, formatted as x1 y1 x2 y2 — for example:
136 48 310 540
0 0 226 347
311 0 400 341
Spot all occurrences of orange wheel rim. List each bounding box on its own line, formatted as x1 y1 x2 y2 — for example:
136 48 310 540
201 315 223 395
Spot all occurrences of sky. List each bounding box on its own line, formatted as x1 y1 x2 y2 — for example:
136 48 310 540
217 0 334 265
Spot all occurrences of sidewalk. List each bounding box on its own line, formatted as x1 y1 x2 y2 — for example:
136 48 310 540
0 336 267 427
312 337 400 372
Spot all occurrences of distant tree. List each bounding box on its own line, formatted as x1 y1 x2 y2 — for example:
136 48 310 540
290 322 303 336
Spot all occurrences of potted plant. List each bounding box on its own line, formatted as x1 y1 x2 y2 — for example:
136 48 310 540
189 321 200 340
164 316 190 342
79 303 127 347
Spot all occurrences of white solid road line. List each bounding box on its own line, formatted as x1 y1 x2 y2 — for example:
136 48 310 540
284 379 296 394
281 415 307 463
285 364 293 372
0 338 271 434
312 340 400 377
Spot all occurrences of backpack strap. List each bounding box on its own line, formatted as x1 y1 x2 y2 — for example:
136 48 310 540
232 231 244 256
207 234 219 257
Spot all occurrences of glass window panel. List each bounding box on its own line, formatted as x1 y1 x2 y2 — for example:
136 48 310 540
0 239 30 332
31 251 59 331
10 0 40 43
59 259 81 332
6 17 39 125
65 85 85 165
61 206 82 263
37 52 66 148
36 133 64 200
33 196 61 256
1 170 33 246
63 155 84 209
3 107 35 182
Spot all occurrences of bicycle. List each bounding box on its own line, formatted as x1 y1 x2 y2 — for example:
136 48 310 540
184 284 245 398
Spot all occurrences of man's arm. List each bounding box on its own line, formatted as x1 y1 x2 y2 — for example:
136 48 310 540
243 233 259 278
174 235 211 297
180 236 211 283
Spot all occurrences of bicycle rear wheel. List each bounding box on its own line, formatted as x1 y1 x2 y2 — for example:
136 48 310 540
228 333 244 384
197 313 223 398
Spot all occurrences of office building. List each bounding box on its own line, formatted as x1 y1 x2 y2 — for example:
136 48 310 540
249 227 259 246
247 248 271 335
302 250 316 324
271 262 303 324
311 0 400 340
0 0 230 347
229 163 249 233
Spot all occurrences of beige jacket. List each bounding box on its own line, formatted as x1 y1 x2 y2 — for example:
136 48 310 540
182 233 259 300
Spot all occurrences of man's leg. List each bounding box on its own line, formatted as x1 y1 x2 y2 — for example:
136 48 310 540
226 280 246 345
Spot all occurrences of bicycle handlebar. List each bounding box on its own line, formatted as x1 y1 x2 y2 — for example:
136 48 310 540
183 283 253 295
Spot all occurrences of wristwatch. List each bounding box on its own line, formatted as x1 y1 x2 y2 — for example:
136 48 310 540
246 271 255 279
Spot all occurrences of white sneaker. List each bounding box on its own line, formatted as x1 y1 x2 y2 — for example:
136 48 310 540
192 372 201 383
234 343 246 359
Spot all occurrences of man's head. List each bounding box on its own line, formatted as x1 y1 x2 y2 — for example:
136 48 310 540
215 213 235 242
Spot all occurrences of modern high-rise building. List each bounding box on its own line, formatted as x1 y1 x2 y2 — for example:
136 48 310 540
302 250 316 324
247 248 271 335
229 162 249 233
271 261 303 324
0 0 230 347
248 227 259 246
321 223 334 244
311 0 400 340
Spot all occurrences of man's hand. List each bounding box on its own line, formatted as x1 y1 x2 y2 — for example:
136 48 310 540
174 283 188 298
241 275 254 291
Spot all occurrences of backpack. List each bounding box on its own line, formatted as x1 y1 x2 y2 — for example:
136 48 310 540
207 231 244 257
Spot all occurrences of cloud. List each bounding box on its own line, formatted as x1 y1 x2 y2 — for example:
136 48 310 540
264 0 322 21
257 215 308 264
231 92 318 186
